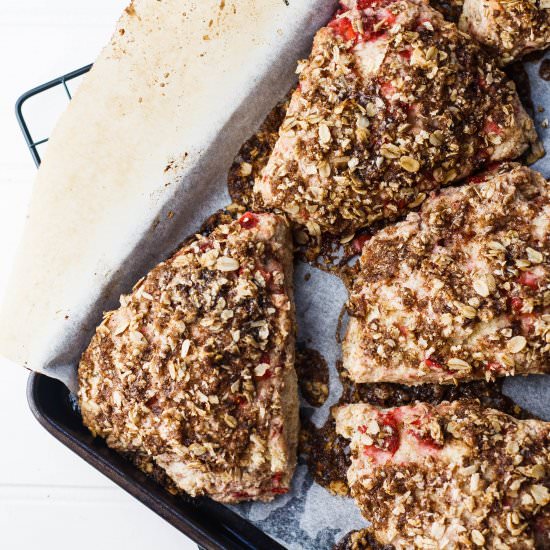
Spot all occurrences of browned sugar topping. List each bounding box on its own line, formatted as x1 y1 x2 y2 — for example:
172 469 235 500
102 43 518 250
347 163 549 384
228 96 289 208
295 346 330 407
336 400 550 549
78 213 295 501
459 0 550 64
257 0 535 236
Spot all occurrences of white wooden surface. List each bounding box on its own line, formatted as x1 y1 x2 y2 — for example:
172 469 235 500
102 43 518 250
0 2 195 548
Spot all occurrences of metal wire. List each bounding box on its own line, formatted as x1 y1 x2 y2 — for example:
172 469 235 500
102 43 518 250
16 64 92 166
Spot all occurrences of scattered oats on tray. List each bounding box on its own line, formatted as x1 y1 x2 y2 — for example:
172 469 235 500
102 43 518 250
459 0 550 64
344 163 549 385
254 0 537 236
78 212 298 503
334 399 550 549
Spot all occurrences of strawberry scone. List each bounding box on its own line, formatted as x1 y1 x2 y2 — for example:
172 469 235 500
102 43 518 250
78 212 298 503
255 0 537 236
344 163 549 385
459 0 550 64
334 400 550 549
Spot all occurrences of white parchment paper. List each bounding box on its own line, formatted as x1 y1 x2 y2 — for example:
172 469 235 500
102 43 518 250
0 0 337 390
1 1 548 548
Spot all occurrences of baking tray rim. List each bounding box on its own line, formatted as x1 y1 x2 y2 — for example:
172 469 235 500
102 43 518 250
26 371 287 550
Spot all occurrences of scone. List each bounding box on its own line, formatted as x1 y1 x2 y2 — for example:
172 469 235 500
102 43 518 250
78 212 298 503
344 163 549 385
460 0 550 64
334 400 550 549
254 0 537 236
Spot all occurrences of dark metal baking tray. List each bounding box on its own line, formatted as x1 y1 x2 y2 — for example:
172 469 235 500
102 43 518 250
19 67 286 550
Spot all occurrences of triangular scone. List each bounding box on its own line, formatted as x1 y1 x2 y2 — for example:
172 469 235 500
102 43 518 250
460 0 550 64
344 163 549 385
78 213 298 503
254 0 537 236
334 400 550 549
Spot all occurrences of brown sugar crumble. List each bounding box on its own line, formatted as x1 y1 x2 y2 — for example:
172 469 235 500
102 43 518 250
78 213 299 503
228 96 289 208
344 163 549 386
295 346 330 407
255 0 537 237
334 399 550 549
459 0 550 64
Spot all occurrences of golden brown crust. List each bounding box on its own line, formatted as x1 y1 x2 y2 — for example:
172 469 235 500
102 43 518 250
255 0 537 236
78 212 298 503
344 163 549 385
335 400 550 549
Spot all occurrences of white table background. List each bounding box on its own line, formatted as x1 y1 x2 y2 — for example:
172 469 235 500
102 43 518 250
0 2 196 548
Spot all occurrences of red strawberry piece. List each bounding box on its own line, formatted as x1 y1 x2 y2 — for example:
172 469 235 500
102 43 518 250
352 234 371 254
328 16 358 43
468 174 487 184
363 412 400 456
399 48 412 60
510 296 524 313
357 0 380 8
238 212 259 229
518 271 539 289
425 357 444 370
407 418 444 450
484 119 503 135
380 80 396 99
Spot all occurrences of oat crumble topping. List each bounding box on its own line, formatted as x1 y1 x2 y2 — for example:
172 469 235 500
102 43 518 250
255 0 537 236
78 213 298 503
228 96 289 208
459 0 550 64
335 399 550 549
345 163 549 385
